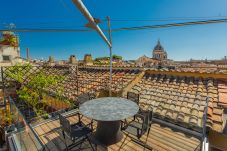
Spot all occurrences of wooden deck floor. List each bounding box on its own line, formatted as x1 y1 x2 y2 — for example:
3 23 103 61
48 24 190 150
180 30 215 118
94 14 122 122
31 113 201 151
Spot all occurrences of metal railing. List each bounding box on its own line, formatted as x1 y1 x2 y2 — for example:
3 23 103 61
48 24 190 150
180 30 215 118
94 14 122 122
7 96 45 151
194 96 209 151
201 97 209 151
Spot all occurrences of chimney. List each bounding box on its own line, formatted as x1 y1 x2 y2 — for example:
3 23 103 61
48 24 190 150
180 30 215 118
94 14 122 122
69 55 77 64
26 48 29 60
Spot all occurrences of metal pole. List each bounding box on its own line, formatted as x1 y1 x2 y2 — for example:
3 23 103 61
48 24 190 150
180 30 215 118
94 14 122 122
71 0 113 96
107 16 112 97
72 0 111 48
201 97 209 151
26 47 30 60
1 67 5 101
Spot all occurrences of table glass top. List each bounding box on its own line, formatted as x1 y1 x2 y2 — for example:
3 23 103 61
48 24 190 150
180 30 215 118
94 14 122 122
79 97 139 121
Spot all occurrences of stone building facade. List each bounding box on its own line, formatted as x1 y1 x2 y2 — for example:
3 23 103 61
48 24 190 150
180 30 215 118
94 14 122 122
69 55 77 64
136 40 169 67
0 31 20 66
83 54 93 65
152 40 167 60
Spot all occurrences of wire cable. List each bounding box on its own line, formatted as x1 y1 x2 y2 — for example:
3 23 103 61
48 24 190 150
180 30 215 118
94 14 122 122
0 28 92 32
112 18 227 31
106 16 227 22
1 18 227 32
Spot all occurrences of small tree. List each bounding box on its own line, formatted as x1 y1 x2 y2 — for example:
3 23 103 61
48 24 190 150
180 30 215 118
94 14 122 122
5 63 32 84
5 64 66 116
17 71 65 115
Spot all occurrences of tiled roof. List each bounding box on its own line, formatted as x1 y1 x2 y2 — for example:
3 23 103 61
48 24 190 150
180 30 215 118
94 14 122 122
61 68 140 100
128 73 224 133
218 80 227 107
39 66 226 133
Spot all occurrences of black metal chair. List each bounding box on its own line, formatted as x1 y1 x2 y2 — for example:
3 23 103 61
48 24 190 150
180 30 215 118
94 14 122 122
75 92 96 107
59 114 96 151
78 93 90 105
127 91 140 105
121 110 153 150
127 91 142 121
88 92 96 100
75 93 96 133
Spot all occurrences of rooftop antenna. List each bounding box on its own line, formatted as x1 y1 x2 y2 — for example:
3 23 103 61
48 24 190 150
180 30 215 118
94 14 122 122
5 23 16 33
72 0 113 96
8 23 16 29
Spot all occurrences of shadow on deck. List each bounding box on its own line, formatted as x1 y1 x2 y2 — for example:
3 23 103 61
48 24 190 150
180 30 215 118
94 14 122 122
30 112 201 151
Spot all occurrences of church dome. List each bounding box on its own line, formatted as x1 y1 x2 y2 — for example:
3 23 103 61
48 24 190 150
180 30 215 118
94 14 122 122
152 40 168 60
153 40 164 52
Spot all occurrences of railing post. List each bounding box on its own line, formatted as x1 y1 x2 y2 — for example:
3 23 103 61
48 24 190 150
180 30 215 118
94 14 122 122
201 97 209 151
1 67 5 102
76 65 79 96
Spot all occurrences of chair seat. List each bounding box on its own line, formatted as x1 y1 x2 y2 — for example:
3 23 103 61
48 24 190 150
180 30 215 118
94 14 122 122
122 121 143 136
70 123 92 140
129 121 143 129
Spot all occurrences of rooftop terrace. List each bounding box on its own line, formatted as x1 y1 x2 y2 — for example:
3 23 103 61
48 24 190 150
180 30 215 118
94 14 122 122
1 65 227 151
31 112 200 151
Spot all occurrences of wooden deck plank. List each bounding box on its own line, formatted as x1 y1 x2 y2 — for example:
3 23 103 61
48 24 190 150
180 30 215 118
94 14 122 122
110 135 143 151
46 121 74 147
33 126 57 151
140 134 175 151
144 131 189 151
28 131 43 150
150 125 199 149
32 114 200 151
35 130 59 151
153 124 200 143
20 132 39 151
34 126 46 136
39 124 64 151
22 131 39 151
42 122 68 151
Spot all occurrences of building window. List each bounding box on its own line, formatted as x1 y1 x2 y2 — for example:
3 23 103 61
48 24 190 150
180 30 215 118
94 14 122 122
2 55 10 61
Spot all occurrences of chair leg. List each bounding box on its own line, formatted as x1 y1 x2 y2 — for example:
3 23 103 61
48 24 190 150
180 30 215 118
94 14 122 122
78 140 83 150
90 119 94 131
144 131 150 151
87 137 96 151
62 131 68 151
147 123 152 137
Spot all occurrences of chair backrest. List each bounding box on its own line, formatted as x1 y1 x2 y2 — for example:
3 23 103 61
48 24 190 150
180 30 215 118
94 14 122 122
59 114 71 135
78 93 90 105
140 110 153 133
88 92 96 100
127 92 139 105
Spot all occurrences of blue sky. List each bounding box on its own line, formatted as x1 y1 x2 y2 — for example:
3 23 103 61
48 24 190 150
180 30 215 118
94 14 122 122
1 0 227 61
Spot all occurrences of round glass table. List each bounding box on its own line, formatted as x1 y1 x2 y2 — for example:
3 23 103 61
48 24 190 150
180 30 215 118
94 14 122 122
79 97 139 145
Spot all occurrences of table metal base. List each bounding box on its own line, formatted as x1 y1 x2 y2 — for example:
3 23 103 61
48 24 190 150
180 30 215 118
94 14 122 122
94 120 123 146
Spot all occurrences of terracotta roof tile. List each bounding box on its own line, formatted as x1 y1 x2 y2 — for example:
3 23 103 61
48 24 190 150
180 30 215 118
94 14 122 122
189 116 198 126
212 114 223 123
212 122 223 132
213 108 223 115
130 72 226 133
219 92 227 105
